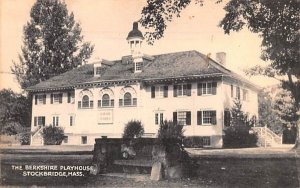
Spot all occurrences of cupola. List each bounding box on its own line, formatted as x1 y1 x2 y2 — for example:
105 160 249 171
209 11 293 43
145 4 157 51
127 22 144 58
127 22 144 73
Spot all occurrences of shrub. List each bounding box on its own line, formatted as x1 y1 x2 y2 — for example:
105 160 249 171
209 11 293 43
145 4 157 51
123 120 144 139
41 126 65 145
157 120 184 145
223 126 258 148
17 131 31 145
183 137 205 148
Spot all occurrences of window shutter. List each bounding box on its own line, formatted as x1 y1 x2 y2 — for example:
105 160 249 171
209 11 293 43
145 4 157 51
59 93 63 103
111 99 114 107
173 112 177 124
35 95 38 105
197 111 202 125
119 99 123 106
67 92 71 103
98 100 101 108
50 94 53 104
212 111 217 125
186 111 191 125
151 86 155 98
42 117 45 126
56 117 59 126
187 84 192 96
78 101 81 108
53 117 55 126
90 101 94 108
133 98 137 106
173 85 178 97
212 82 217 95
224 110 231 127
34 117 37 126
197 83 202 96
163 86 168 98
43 94 46 104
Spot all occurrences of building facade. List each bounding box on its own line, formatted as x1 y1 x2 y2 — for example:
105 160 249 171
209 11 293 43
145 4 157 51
27 23 259 147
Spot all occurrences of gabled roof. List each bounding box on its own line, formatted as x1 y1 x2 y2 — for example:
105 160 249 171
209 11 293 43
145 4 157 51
26 50 259 92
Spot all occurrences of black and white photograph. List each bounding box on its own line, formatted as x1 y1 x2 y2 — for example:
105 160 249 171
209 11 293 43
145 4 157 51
0 0 299 187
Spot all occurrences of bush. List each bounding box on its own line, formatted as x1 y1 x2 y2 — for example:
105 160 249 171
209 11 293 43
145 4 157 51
223 126 258 148
41 126 65 145
157 120 184 145
123 120 144 139
17 131 31 145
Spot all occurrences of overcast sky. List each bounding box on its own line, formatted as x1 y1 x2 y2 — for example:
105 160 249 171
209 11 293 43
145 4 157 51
0 0 277 93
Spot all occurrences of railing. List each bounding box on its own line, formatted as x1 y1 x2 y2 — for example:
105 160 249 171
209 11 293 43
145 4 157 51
252 126 282 147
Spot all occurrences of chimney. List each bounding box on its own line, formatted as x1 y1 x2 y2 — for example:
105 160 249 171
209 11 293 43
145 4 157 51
216 52 226 66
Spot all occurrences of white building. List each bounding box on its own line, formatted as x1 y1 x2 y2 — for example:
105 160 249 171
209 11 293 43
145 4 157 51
27 22 259 148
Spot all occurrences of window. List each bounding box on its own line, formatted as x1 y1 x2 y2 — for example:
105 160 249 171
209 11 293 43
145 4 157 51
51 93 63 104
81 136 87 144
173 111 191 126
35 94 46 105
173 84 191 97
197 110 217 125
202 137 211 146
98 94 114 108
135 62 142 72
67 92 74 103
119 92 137 107
52 116 59 126
63 136 68 144
102 94 110 107
231 85 234 98
155 113 164 125
78 95 93 109
96 67 102 75
34 116 45 126
70 115 75 126
236 87 240 100
151 86 168 98
243 89 248 101
197 82 217 95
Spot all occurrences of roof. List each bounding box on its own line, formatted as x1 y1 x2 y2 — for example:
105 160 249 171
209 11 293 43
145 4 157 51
26 50 259 92
127 22 144 40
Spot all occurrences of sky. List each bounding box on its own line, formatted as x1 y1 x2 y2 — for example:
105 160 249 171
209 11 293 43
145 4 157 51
0 0 277 93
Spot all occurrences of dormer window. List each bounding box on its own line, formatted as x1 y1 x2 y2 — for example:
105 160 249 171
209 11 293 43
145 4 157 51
94 63 102 77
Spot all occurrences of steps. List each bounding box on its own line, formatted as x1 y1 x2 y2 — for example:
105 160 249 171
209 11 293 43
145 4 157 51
31 126 44 145
252 127 282 147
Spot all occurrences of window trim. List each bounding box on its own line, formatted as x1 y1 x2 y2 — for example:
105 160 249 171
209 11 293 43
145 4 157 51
78 95 94 109
173 83 191 97
155 112 164 125
173 110 191 126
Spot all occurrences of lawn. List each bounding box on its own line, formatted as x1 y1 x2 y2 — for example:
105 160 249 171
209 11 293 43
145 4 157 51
1 152 299 187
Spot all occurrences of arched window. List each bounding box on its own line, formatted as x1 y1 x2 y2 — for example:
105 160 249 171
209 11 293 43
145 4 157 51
102 94 110 107
124 92 132 106
82 95 90 108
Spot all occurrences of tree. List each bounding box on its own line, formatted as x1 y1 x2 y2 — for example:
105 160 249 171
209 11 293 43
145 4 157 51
223 100 257 148
0 89 31 135
140 0 300 148
123 120 144 139
12 0 94 89
157 120 184 145
258 88 283 134
220 0 300 148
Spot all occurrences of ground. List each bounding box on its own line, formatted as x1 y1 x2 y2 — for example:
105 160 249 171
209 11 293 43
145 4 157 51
0 145 299 187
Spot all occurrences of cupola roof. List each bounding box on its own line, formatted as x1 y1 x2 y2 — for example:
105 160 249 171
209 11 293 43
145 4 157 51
127 22 144 40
